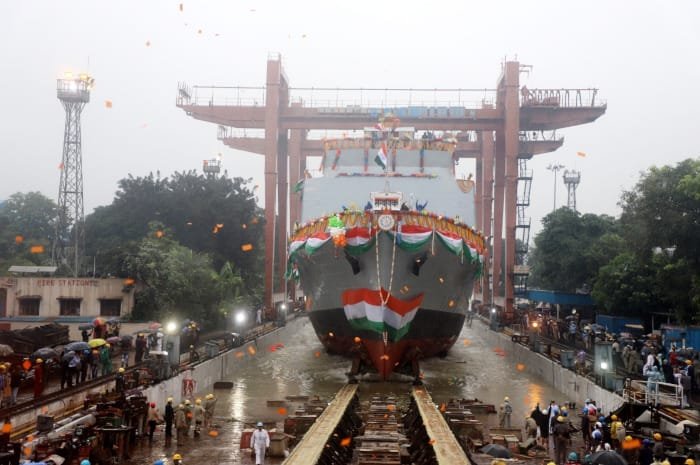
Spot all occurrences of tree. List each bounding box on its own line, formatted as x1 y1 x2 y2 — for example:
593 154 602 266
591 252 659 316
84 171 264 292
124 222 222 326
528 208 620 292
618 158 700 323
0 192 57 272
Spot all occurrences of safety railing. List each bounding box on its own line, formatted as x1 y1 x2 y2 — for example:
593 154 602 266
289 87 496 111
216 125 265 140
176 83 267 107
519 130 560 142
625 379 683 406
520 88 603 108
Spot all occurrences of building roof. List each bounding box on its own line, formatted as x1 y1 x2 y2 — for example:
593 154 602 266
8 265 58 274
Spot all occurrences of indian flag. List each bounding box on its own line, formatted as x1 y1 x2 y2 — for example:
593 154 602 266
342 288 423 341
374 143 388 170
288 238 306 257
304 231 331 255
389 224 433 251
345 227 376 255
436 230 464 256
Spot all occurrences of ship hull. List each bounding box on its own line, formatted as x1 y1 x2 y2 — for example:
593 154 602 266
295 228 478 379
308 307 465 379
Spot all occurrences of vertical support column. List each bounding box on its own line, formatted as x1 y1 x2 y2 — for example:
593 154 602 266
263 58 282 312
288 108 304 229
473 142 483 295
277 131 289 300
492 130 505 307
502 62 520 314
480 131 494 306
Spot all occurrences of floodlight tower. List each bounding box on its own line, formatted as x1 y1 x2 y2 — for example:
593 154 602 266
546 163 565 212
563 169 581 211
52 72 93 277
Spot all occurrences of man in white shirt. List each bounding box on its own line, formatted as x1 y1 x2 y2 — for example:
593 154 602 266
250 421 270 465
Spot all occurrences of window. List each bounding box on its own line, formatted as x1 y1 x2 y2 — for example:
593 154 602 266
100 299 121 317
19 298 40 316
59 298 81 316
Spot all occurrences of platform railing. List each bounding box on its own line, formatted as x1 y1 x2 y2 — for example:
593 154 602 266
217 125 265 140
625 379 683 406
520 88 603 108
177 84 267 107
290 87 497 111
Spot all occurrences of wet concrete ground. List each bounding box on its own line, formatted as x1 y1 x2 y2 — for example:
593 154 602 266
126 317 570 464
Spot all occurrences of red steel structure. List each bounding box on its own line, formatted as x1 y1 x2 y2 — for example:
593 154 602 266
176 54 606 316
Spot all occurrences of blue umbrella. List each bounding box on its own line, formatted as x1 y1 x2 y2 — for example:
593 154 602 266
66 341 90 352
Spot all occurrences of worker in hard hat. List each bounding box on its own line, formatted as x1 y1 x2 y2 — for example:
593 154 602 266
639 439 654 465
685 459 695 465
164 397 175 439
499 396 512 428
193 398 205 437
184 399 193 430
189 345 200 363
147 402 162 442
653 433 664 459
622 435 641 465
175 404 188 444
204 393 217 428
81 460 91 465
173 453 183 465
566 452 580 465
552 415 571 465
610 414 625 450
250 421 270 465
115 367 126 393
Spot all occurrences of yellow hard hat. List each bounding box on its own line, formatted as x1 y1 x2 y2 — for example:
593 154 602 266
205 393 214 400
167 397 173 403
557 416 565 423
561 406 568 412
118 367 125 373
654 433 662 440
184 399 191 405
195 399 202 405
36 358 43 363
106 343 111 348
611 414 618 421
173 453 182 460
686 360 693 365
684 459 695 465
548 462 557 465
504 396 509 401
625 435 633 441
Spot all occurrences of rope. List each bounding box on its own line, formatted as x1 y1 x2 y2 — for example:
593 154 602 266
375 220 398 306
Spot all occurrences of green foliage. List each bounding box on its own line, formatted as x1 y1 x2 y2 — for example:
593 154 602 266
528 208 620 292
591 252 658 316
125 222 222 326
0 192 56 272
84 171 264 290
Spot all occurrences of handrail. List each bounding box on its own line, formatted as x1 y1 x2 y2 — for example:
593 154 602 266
626 379 682 406
521 88 603 108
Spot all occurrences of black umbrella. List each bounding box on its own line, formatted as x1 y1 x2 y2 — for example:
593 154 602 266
32 347 58 360
590 450 628 465
62 350 76 362
480 444 512 458
78 323 93 331
66 341 90 352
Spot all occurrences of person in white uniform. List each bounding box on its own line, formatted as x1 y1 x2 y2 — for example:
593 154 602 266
250 421 270 465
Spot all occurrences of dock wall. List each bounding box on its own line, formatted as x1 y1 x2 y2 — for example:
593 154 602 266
477 321 625 413
13 318 301 433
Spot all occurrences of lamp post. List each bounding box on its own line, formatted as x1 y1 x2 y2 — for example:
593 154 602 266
546 163 565 212
164 320 180 369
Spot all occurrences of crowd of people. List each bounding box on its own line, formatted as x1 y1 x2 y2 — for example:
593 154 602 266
522 397 697 465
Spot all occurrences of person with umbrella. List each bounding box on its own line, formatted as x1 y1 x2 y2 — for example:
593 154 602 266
68 351 81 386
33 359 44 399
100 345 112 376
10 364 21 406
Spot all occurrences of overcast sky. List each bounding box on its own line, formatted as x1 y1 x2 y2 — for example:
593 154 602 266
1 1 699 238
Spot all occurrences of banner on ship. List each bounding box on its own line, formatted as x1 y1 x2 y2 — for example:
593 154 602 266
342 288 423 342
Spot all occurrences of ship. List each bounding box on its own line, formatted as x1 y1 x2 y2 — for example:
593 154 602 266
287 124 485 381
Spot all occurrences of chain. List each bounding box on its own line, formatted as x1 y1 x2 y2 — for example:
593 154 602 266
375 216 397 306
